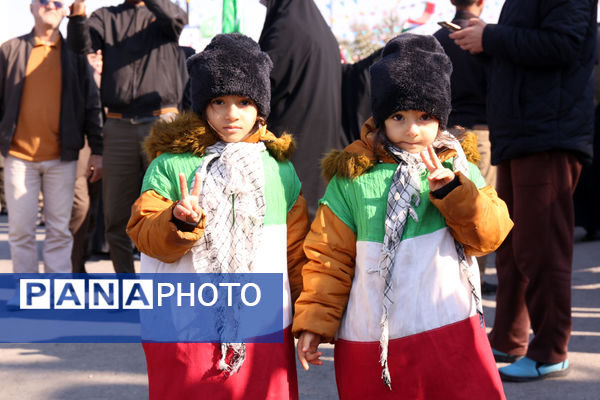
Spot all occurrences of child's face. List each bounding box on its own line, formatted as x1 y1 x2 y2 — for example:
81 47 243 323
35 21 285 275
384 110 439 153
206 95 258 143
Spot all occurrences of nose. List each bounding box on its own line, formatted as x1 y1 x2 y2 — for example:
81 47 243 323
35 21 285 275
224 104 240 121
407 121 420 137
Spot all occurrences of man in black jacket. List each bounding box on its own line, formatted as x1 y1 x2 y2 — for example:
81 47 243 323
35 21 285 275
0 0 102 276
452 0 596 381
68 0 187 273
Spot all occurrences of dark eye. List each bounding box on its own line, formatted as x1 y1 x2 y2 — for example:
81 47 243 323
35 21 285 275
421 113 433 121
392 114 404 121
212 99 224 105
240 99 252 106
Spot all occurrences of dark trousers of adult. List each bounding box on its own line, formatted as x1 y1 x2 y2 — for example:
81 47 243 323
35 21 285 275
102 117 155 274
488 150 581 364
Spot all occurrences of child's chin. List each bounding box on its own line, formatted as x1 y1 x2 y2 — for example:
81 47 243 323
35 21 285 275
401 146 425 154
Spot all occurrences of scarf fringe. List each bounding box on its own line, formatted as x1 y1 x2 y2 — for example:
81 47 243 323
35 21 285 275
219 343 246 375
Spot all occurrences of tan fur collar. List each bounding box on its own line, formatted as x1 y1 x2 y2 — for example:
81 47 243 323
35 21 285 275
143 112 295 162
321 117 480 182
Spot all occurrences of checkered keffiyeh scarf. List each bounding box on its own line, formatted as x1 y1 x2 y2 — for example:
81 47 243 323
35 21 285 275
374 131 483 389
190 140 266 375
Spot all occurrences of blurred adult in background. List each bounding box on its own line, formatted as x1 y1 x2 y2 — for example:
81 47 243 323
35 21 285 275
178 45 195 112
70 48 104 273
434 0 497 294
452 0 596 381
340 49 382 143
259 0 343 217
573 23 600 242
68 0 187 273
0 0 102 276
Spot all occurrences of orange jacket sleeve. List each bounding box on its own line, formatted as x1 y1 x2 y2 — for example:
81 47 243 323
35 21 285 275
430 172 513 256
292 205 357 343
286 193 310 307
126 190 205 263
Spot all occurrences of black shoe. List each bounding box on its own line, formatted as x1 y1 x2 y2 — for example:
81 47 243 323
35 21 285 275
492 348 523 364
481 281 497 295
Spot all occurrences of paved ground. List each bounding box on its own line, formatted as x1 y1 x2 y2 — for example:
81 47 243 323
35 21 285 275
0 214 598 399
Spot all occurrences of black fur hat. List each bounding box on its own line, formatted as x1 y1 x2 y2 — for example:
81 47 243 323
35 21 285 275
370 34 452 129
187 33 273 118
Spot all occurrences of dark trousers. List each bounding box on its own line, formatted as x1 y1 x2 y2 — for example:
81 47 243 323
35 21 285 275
102 118 153 274
489 150 581 364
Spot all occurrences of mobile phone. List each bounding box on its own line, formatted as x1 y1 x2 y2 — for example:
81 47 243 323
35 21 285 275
437 21 462 32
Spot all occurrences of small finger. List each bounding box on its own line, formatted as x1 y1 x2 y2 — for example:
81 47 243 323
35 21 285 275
175 204 191 216
298 350 309 371
179 173 189 198
428 169 445 181
191 172 202 197
427 145 443 169
305 351 323 361
420 150 434 172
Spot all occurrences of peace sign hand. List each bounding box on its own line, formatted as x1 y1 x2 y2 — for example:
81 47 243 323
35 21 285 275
420 145 456 192
173 172 202 223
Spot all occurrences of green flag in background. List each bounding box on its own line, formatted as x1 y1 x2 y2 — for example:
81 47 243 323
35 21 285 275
222 0 240 33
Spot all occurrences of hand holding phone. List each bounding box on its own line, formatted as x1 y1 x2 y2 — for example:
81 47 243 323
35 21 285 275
437 21 462 33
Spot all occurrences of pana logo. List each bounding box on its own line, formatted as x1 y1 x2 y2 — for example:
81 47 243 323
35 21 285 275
19 279 261 310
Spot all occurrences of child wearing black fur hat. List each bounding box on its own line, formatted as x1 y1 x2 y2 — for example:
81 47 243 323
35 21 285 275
292 33 513 399
127 33 309 400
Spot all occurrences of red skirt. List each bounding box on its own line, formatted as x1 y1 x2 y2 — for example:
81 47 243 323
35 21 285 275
334 315 505 400
143 327 298 400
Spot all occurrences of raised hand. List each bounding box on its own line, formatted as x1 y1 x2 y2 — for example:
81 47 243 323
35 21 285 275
70 0 86 16
173 172 202 223
420 145 456 192
297 331 323 371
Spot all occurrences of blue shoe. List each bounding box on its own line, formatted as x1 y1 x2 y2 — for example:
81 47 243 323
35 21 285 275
492 347 522 363
499 356 569 382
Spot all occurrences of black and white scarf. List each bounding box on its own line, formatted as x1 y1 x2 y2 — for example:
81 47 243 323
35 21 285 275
373 131 483 389
190 140 267 374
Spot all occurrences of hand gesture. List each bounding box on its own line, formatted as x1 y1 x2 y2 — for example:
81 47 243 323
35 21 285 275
420 145 455 192
297 331 323 371
70 0 86 16
449 18 486 54
173 172 202 224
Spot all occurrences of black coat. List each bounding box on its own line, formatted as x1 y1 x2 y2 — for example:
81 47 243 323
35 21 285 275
434 10 488 129
341 48 382 143
259 0 343 216
67 0 187 116
483 0 597 165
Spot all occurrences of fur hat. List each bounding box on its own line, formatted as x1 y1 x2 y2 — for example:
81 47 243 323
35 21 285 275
187 33 273 118
370 34 452 129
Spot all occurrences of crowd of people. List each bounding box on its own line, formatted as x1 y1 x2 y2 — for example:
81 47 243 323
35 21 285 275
0 0 597 399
